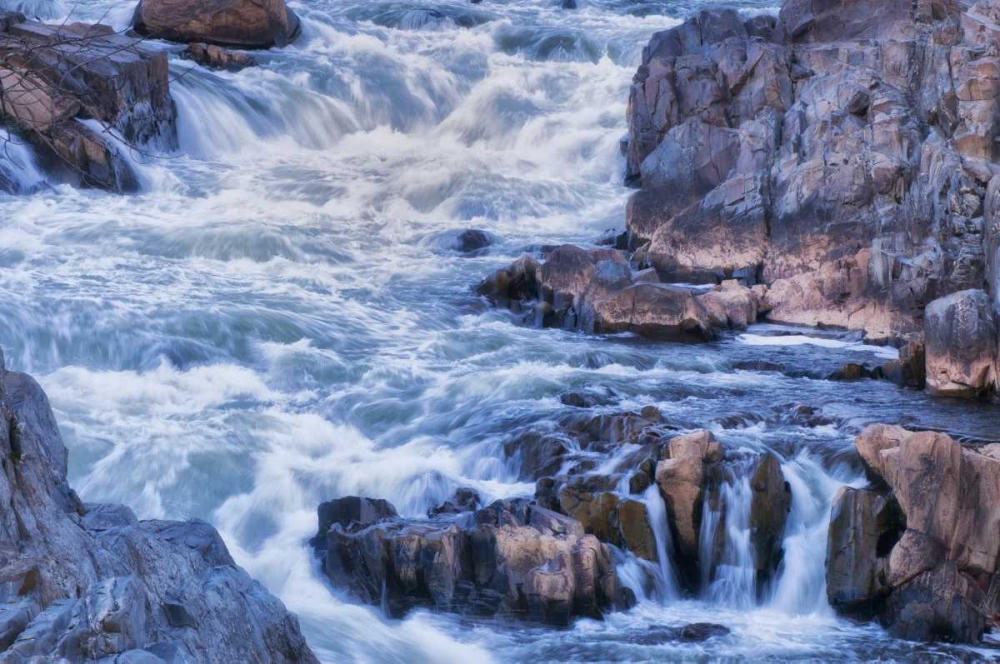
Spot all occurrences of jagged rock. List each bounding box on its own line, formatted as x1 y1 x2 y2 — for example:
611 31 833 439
310 496 398 547
0 15 176 191
624 0 1000 347
749 453 791 593
318 498 634 626
132 0 301 48
826 426 1000 642
555 479 658 562
655 431 721 569
923 289 998 398
428 488 482 517
182 42 255 70
0 357 317 662
881 340 927 389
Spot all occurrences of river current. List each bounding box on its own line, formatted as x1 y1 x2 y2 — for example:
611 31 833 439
1 0 999 661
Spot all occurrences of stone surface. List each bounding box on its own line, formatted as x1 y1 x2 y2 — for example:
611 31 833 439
923 289 998 397
133 0 301 48
655 431 721 568
749 453 791 593
0 14 176 191
318 497 635 626
826 426 1000 642
0 356 317 662
183 42 256 70
623 0 1000 351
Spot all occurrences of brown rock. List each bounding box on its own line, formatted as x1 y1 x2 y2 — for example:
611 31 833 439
133 0 300 48
749 453 791 591
655 430 721 564
183 42 256 70
924 289 998 398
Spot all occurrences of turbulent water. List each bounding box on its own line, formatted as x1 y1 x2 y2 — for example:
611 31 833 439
2 0 1000 661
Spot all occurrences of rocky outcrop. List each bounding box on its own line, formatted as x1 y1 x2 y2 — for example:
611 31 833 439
478 244 763 340
0 14 176 191
826 425 1000 642
0 353 317 662
923 289 998 397
132 0 301 49
314 496 635 626
624 0 1000 349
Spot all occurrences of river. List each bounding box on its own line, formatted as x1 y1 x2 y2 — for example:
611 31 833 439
0 0 998 661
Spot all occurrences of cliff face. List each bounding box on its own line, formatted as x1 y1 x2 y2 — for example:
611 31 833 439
0 352 317 663
624 0 1000 344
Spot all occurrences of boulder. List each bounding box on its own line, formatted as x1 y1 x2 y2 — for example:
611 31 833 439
923 289 998 398
0 356 317 661
182 42 256 70
555 479 658 562
655 431 721 568
132 0 301 48
319 498 635 626
428 487 482 517
826 426 1000 642
311 495 398 546
749 454 791 593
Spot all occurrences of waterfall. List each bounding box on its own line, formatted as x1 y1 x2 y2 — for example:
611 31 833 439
642 483 680 601
0 129 46 194
700 461 756 608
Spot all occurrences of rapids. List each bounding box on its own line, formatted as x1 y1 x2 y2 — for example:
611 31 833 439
1 0 998 661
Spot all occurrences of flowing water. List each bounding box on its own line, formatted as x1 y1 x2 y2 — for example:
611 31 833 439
1 0 999 661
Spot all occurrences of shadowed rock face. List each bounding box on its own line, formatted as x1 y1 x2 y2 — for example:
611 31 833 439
0 13 176 191
0 353 317 662
132 0 301 49
826 425 1000 643
624 1 1000 344
314 496 635 626
924 289 998 397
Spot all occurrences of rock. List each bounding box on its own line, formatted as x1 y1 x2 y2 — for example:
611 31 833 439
320 499 634 626
616 498 658 563
826 426 1000 642
453 229 492 254
923 289 998 398
311 496 398 546
0 357 317 661
749 454 791 594
655 431 721 570
0 17 176 191
881 340 926 389
132 0 301 48
825 487 904 612
679 622 730 641
429 488 482 517
555 480 658 562
182 42 255 70
624 0 1000 348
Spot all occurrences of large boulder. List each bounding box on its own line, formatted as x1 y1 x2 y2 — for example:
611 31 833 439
556 479 659 562
0 355 317 662
132 0 300 48
923 289 998 398
317 498 635 626
826 425 1000 642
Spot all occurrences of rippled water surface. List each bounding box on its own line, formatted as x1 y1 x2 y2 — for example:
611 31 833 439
2 0 999 661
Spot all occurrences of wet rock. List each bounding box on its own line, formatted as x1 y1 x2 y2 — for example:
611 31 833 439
555 479 658 562
749 453 791 593
504 430 570 479
628 458 656 494
319 499 634 625
924 289 998 398
881 341 926 389
453 229 493 254
0 17 175 191
312 495 398 546
826 487 904 612
132 0 301 48
478 247 761 340
828 363 881 382
679 622 730 641
0 357 317 661
655 431 721 569
182 42 256 70
429 487 482 517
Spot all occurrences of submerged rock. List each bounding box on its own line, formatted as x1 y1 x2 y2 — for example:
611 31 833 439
132 0 301 48
183 42 256 70
314 497 635 626
0 356 317 661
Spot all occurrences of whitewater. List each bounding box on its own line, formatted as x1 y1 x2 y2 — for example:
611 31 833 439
1 0 998 660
